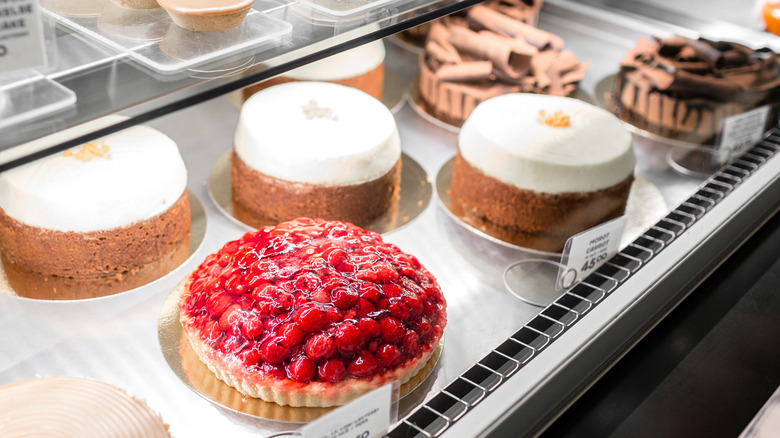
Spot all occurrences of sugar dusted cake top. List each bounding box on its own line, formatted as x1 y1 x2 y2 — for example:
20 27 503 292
458 93 635 194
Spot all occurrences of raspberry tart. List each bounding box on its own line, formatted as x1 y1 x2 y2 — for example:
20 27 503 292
178 218 446 407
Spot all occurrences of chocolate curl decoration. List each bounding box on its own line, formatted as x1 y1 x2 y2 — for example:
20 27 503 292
531 50 555 90
427 22 461 64
559 58 589 85
679 36 724 67
425 40 462 64
468 5 563 50
620 37 658 70
437 61 494 81
493 0 540 25
449 26 534 80
553 50 581 75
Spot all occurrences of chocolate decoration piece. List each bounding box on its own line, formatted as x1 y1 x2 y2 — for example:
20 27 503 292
438 62 494 81
468 5 563 50
417 4 586 127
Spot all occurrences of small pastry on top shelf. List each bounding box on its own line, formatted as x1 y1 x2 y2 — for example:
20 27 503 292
157 0 254 32
110 0 160 9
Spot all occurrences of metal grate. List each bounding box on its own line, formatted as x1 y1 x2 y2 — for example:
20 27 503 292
387 128 780 437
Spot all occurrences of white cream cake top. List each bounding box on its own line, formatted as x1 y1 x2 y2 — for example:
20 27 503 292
234 81 400 185
458 94 635 194
0 125 188 233
286 41 385 81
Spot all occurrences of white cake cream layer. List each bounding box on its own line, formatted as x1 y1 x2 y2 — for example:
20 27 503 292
234 81 401 185
286 40 385 81
0 377 169 438
0 125 187 233
459 94 635 194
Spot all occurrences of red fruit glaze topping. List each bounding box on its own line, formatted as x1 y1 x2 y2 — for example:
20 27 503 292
180 218 446 384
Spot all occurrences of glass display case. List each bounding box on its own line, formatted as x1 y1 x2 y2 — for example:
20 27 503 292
1 0 779 437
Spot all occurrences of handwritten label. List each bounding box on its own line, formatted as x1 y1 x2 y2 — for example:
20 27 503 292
557 216 627 290
0 0 47 74
719 105 770 160
301 384 393 438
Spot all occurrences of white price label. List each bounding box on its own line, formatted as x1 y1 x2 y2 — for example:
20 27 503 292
557 216 627 290
301 384 393 438
0 0 47 74
719 105 770 158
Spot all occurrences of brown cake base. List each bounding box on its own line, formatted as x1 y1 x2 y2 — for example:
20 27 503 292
451 154 633 252
0 192 191 299
231 152 401 229
242 62 385 102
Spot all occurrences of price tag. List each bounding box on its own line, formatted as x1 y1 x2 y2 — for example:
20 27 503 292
556 216 627 290
301 384 394 438
719 105 770 159
0 0 47 74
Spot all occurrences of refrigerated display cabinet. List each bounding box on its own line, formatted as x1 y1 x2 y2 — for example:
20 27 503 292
1 0 779 437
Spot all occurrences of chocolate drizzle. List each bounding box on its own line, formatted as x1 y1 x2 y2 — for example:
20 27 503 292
615 35 780 144
418 3 587 127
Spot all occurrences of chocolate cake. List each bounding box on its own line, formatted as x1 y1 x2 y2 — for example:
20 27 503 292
0 126 191 299
452 94 635 252
613 35 780 144
231 82 401 229
417 4 588 127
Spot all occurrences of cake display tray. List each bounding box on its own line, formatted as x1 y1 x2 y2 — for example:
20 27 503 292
0 3 727 437
41 3 292 74
0 190 207 301
158 280 443 423
434 157 668 257
208 151 432 235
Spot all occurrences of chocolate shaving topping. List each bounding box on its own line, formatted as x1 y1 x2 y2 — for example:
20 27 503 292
422 3 584 95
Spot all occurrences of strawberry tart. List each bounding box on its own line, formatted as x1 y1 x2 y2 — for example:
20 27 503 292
0 125 190 299
178 218 446 407
231 81 401 229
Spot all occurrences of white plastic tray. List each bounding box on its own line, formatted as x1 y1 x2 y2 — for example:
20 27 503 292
42 3 292 74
